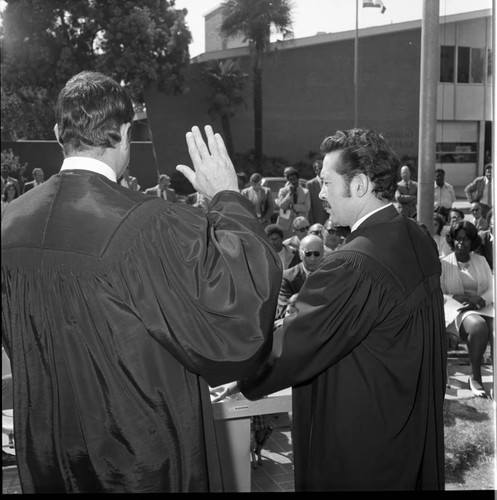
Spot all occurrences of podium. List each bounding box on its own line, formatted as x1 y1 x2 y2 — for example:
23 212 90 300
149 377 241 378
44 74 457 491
211 388 292 492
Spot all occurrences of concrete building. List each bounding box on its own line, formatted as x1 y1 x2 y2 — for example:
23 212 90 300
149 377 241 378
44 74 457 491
144 7 492 192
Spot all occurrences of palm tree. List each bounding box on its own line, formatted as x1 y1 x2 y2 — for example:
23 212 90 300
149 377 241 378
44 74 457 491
220 0 293 172
201 58 248 158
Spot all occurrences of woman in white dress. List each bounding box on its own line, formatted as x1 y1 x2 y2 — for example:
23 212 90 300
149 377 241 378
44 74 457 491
440 220 493 398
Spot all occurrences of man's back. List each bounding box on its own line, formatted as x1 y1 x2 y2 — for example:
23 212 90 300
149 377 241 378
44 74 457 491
2 170 280 493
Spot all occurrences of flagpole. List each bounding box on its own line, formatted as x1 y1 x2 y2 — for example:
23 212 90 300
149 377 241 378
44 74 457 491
417 0 439 230
354 0 359 128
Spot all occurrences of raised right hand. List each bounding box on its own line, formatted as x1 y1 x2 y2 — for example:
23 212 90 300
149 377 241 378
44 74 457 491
176 125 238 199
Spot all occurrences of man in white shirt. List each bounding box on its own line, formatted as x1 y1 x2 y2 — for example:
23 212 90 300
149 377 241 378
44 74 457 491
464 163 492 219
433 168 456 223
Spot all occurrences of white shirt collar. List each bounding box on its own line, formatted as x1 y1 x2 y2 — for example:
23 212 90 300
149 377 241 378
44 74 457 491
60 156 117 182
351 203 393 233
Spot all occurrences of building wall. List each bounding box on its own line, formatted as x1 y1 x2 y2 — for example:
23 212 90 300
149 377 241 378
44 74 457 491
144 27 423 191
205 6 247 53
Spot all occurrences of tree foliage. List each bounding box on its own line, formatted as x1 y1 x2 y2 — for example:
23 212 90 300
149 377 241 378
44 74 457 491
220 0 293 171
200 58 248 158
1 0 192 140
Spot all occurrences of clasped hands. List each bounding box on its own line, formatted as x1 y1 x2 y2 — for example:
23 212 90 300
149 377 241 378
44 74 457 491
176 125 239 199
454 294 486 312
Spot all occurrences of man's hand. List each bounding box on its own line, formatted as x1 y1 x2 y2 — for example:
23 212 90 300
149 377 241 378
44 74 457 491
209 381 240 403
176 125 238 199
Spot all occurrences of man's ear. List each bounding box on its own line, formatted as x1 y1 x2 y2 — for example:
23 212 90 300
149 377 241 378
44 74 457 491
120 123 131 150
53 124 61 144
353 173 370 198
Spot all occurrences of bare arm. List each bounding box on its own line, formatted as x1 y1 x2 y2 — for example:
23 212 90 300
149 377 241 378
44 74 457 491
176 125 238 199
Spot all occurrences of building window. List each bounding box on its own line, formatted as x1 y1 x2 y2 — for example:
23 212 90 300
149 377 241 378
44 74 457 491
440 45 455 82
436 142 477 163
457 46 484 83
440 46 486 84
487 48 493 83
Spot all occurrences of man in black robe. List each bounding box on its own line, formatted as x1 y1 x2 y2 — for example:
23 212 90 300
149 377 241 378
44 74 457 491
1 71 282 493
212 129 447 491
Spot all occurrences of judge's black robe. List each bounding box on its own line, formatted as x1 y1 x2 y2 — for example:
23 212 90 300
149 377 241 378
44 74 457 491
1 169 282 493
239 205 447 491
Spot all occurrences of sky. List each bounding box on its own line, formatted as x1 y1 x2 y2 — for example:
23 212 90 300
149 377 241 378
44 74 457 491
174 0 493 58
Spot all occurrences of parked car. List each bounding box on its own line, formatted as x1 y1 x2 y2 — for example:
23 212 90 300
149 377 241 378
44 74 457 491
261 176 309 223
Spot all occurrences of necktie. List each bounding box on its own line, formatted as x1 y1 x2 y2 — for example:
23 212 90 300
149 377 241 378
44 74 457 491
405 181 409 192
293 190 297 204
488 180 492 208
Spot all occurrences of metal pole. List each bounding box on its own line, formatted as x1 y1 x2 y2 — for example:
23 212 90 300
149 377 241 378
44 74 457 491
491 0 496 401
354 0 359 128
417 0 440 231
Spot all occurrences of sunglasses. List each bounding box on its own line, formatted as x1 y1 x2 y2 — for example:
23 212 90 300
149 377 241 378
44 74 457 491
324 227 338 233
309 230 322 235
303 250 321 257
297 226 310 233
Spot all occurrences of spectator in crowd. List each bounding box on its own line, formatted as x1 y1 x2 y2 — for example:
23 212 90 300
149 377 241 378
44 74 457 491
322 218 344 254
432 213 451 259
433 168 456 223
276 167 311 239
241 172 274 227
440 220 493 398
1 71 282 493
464 163 492 219
469 202 489 231
1 182 19 220
145 173 177 202
283 216 309 251
276 234 324 319
395 165 417 218
273 293 299 329
118 166 139 191
22 168 45 194
308 223 324 237
448 207 465 226
477 210 493 271
212 128 446 491
306 159 327 225
236 171 249 191
265 223 300 270
1 163 19 194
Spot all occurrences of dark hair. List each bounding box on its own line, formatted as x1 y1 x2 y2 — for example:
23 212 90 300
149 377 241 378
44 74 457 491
433 213 445 235
265 224 284 239
446 220 482 251
2 181 19 202
284 167 300 179
449 208 465 220
55 71 134 156
320 128 400 201
434 168 445 175
250 173 262 183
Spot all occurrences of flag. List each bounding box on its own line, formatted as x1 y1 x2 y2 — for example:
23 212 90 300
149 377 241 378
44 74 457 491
363 0 386 14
